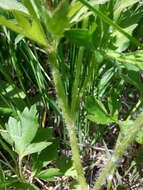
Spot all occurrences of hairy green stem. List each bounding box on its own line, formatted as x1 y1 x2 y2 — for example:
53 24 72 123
93 112 143 190
48 50 88 190
19 157 26 183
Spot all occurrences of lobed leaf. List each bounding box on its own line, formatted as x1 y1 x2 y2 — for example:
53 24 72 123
5 105 39 155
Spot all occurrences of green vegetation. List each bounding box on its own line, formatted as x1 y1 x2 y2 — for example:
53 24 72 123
0 0 143 189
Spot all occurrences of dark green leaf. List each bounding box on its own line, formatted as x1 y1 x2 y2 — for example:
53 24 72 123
32 139 59 172
32 127 53 143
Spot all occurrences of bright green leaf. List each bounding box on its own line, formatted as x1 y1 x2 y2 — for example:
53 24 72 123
0 15 22 34
0 130 14 145
19 106 38 146
6 105 39 155
22 141 52 157
36 168 62 181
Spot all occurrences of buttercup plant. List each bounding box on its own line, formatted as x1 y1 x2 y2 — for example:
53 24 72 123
0 0 143 189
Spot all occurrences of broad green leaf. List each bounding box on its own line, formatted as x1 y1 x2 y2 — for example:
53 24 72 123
32 128 53 143
0 15 47 46
85 96 114 124
26 19 47 46
32 139 59 172
19 106 39 146
0 15 22 34
22 142 52 157
13 11 32 32
6 105 39 155
6 118 22 145
36 168 62 181
0 130 14 145
0 0 28 14
13 11 47 46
